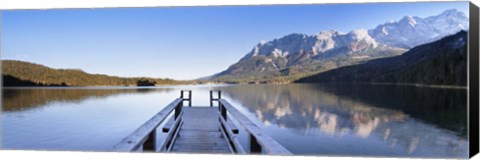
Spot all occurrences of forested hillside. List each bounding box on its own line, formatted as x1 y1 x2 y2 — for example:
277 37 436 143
209 9 467 83
2 60 181 86
295 31 467 86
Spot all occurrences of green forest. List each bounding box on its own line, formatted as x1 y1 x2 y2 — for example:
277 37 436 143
1 31 468 87
2 60 183 87
295 31 468 87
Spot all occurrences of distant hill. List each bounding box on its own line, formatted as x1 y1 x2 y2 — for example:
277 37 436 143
295 31 467 86
2 60 180 86
209 9 468 83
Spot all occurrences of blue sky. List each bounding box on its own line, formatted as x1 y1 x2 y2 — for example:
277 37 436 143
1 2 469 80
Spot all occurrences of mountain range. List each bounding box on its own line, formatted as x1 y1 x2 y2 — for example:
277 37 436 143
210 9 468 83
2 9 469 87
295 30 467 86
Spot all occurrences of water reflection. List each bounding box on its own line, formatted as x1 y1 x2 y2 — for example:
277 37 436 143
1 84 468 157
318 84 467 136
2 87 173 112
217 84 406 135
1 87 182 151
215 84 467 157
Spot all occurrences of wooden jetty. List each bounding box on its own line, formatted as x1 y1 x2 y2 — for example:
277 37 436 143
112 90 291 155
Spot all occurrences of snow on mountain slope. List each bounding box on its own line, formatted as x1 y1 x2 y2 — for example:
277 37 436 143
211 9 468 82
369 9 468 48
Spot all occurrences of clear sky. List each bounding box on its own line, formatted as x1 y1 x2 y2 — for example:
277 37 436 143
1 1 469 80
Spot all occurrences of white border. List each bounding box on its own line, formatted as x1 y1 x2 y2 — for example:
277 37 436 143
0 150 452 160
0 0 478 160
0 0 474 10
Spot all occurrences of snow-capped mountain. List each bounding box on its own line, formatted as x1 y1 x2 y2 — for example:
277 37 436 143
214 29 405 81
242 29 383 61
369 9 468 48
296 31 468 86
211 9 468 82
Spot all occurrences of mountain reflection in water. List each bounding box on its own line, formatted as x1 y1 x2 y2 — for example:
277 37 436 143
214 84 467 157
1 84 468 157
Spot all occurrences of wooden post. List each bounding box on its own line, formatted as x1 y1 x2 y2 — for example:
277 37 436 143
249 134 261 153
143 130 157 151
218 99 221 112
180 90 185 107
218 91 221 106
175 102 182 119
180 90 191 107
220 103 227 120
210 90 221 107
210 91 213 107
188 90 192 107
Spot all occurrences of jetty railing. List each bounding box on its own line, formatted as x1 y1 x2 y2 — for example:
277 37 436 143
113 90 290 155
210 90 221 107
112 90 191 152
180 90 192 107
211 90 292 155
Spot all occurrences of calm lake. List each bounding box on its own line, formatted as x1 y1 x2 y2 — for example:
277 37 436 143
1 84 468 158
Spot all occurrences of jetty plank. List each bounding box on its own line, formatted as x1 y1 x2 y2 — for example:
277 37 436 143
169 107 233 154
113 91 290 155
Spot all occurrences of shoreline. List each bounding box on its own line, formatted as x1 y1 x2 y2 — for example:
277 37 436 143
1 82 468 90
356 82 468 89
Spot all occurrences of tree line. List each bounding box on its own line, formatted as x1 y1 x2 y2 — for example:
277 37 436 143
295 31 468 87
2 60 183 87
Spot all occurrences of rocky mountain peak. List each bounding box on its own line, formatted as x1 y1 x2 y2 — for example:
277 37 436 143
212 9 468 82
369 9 468 48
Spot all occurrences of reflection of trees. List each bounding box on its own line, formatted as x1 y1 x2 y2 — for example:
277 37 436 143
215 84 468 157
316 84 467 136
2 88 174 112
216 84 408 137
217 84 466 136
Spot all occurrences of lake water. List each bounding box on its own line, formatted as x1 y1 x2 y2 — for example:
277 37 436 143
1 84 468 158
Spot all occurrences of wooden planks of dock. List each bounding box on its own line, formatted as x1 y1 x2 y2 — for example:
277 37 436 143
112 90 291 155
170 107 232 153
